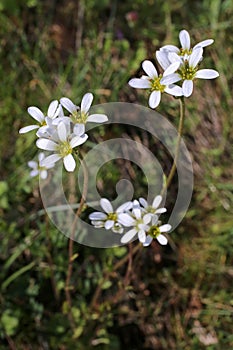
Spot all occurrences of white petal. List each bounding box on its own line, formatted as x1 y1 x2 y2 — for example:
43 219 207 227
132 200 141 209
36 139 58 151
47 100 59 118
160 45 179 53
57 122 67 142
60 97 77 114
70 134 88 148
116 201 133 213
189 47 203 68
86 114 108 123
30 170 39 177
165 84 183 97
81 93 93 114
38 152 45 162
157 234 168 245
163 61 181 76
168 52 182 64
40 170 48 179
128 78 150 89
91 220 104 228
138 230 146 243
73 123 85 136
152 195 162 209
182 80 193 97
195 69 219 79
161 73 181 85
159 224 172 233
139 197 148 208
28 161 37 169
133 207 141 220
89 212 107 220
179 29 190 50
193 39 214 50
151 215 159 225
156 50 170 70
118 213 135 227
143 213 152 225
149 91 161 109
142 60 157 78
27 106 45 123
121 228 137 244
105 220 114 230
155 208 167 214
143 235 153 247
63 154 76 172
100 198 113 213
19 125 39 133
41 154 61 167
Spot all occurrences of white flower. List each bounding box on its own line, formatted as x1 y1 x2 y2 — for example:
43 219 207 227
159 29 214 60
89 198 132 233
19 100 60 134
119 200 152 243
60 93 108 134
161 47 219 97
128 60 183 109
28 152 54 179
36 122 88 172
143 216 171 247
139 195 167 217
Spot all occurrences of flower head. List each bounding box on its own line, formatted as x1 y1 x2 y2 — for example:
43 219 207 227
118 200 152 243
143 216 171 247
128 60 183 109
162 47 219 97
89 198 132 233
159 29 214 61
36 121 88 172
60 93 108 134
19 100 60 134
139 195 167 217
28 152 54 179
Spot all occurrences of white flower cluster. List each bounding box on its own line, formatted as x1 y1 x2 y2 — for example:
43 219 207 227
129 29 219 108
89 195 171 246
19 93 108 174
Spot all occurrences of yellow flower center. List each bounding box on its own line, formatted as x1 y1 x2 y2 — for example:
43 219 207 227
57 141 72 157
40 120 47 126
150 75 166 92
108 213 117 221
71 111 88 124
148 225 161 238
179 48 192 56
178 61 198 80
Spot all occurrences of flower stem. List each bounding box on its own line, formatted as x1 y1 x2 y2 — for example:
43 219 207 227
65 153 88 329
161 97 185 196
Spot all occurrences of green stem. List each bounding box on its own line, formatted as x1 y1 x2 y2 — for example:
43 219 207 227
161 97 185 196
65 153 89 329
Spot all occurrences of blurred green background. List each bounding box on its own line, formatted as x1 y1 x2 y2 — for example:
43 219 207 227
0 0 233 349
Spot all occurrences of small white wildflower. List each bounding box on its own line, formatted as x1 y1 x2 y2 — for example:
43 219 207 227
89 198 132 233
119 200 152 243
60 93 108 134
143 216 171 247
19 100 60 134
159 29 214 61
28 152 54 179
36 122 88 172
161 47 219 97
139 195 167 217
128 60 183 109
